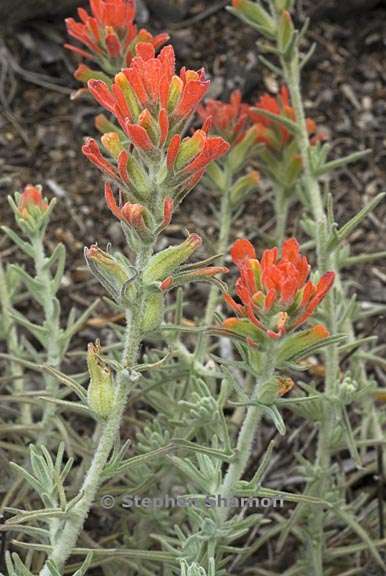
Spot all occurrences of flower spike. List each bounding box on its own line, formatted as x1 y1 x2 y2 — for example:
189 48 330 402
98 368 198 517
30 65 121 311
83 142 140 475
224 238 335 344
84 43 229 221
66 0 169 77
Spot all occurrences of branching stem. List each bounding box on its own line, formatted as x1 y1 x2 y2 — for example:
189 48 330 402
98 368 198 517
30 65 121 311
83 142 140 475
217 352 275 524
38 243 151 576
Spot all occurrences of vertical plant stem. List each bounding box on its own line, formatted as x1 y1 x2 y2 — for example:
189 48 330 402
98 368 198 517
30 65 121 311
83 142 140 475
0 259 31 424
31 235 62 438
274 184 290 245
38 244 151 576
195 179 232 362
282 52 339 575
217 353 275 523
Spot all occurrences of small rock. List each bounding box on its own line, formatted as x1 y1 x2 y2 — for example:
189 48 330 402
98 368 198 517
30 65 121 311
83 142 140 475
145 0 194 22
362 96 372 111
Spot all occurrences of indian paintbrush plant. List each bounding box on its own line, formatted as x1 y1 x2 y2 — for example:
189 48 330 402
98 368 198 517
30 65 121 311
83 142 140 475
0 0 385 575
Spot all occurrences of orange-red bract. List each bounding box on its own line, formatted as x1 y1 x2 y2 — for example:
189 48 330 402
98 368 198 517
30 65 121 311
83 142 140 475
65 0 169 71
17 185 49 219
224 238 335 340
83 43 230 225
198 89 250 144
248 86 323 149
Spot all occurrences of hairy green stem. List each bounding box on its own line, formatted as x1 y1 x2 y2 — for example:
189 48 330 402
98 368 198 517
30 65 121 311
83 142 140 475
217 353 275 524
282 51 340 575
32 235 62 437
38 245 150 576
0 259 31 424
274 184 290 245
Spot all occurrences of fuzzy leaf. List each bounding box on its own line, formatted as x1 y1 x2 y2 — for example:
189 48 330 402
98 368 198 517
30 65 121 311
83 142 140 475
1 226 34 257
334 508 386 570
250 106 300 135
8 264 43 298
5 553 34 576
38 396 93 416
278 332 345 364
40 365 87 402
328 192 385 250
315 149 371 176
9 308 48 346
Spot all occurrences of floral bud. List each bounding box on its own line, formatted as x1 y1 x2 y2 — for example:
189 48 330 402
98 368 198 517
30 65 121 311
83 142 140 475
124 152 152 199
105 29 121 58
16 185 49 220
121 203 153 242
164 266 229 290
230 171 260 207
74 64 110 84
278 10 294 57
87 340 115 418
101 132 124 158
12 184 51 234
175 131 206 171
227 125 259 172
167 75 184 112
204 161 228 191
143 234 202 284
284 153 302 188
138 109 159 144
114 72 141 118
231 0 277 38
95 114 119 134
141 290 164 332
162 197 174 228
278 324 330 363
223 317 266 344
82 138 117 178
85 244 134 303
340 374 359 405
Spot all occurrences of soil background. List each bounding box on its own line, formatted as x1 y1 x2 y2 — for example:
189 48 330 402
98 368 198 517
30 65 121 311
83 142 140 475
1 0 385 310
0 0 386 572
0 0 385 330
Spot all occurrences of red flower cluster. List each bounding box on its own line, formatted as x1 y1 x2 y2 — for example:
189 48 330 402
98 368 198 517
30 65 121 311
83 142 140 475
224 238 335 341
249 86 321 150
83 44 230 226
17 185 48 219
88 44 210 141
196 86 324 193
198 89 250 144
65 0 169 77
200 85 323 151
